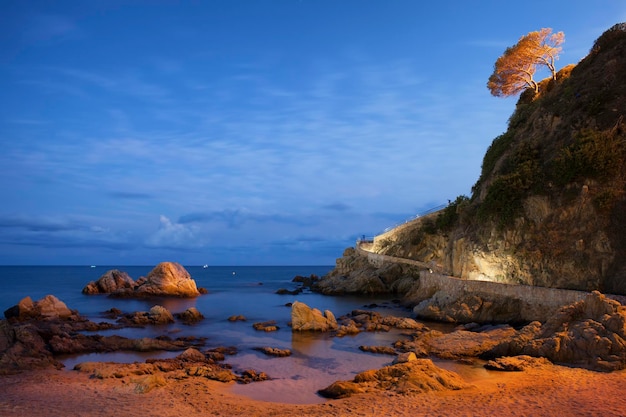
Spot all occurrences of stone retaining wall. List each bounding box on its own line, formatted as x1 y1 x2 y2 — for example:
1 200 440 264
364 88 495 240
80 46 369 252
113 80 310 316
355 244 433 270
414 270 589 322
355 243 595 321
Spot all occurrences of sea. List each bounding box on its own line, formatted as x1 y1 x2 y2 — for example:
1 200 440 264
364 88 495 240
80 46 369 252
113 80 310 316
2 264 457 403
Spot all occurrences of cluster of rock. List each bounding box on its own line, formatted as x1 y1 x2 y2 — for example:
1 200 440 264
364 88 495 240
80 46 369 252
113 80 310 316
105 306 204 326
318 358 469 399
484 291 626 371
73 347 269 393
82 262 206 298
0 293 278 388
252 320 279 332
0 295 201 373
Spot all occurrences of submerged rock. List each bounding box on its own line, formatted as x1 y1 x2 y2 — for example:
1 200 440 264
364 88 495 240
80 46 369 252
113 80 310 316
176 307 204 324
117 305 175 326
253 346 292 357
252 320 279 332
358 345 397 355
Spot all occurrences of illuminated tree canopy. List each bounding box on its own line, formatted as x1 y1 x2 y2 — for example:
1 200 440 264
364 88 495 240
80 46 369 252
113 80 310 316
488 28 565 97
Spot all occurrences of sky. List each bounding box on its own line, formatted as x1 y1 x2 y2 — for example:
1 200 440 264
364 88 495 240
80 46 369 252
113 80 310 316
0 1 624 266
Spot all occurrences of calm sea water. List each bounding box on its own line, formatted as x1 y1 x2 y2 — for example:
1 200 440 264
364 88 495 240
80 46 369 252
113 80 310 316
1 265 438 403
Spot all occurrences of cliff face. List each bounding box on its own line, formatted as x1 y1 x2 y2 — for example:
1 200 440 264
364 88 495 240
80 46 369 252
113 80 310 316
377 24 626 294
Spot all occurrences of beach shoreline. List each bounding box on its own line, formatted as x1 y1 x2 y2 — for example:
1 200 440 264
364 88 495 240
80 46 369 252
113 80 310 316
1 364 625 416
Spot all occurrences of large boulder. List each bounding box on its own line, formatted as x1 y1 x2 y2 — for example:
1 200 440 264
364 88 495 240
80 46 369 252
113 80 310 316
82 270 135 294
115 262 201 298
290 301 338 332
4 295 72 321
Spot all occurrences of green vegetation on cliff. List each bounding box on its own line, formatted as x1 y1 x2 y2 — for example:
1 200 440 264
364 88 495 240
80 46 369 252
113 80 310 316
379 23 626 294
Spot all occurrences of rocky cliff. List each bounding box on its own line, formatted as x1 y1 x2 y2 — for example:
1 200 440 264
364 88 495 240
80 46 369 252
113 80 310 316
361 23 626 295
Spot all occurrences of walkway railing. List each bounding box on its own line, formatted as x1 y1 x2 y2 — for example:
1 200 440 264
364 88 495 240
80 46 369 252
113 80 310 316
358 203 448 244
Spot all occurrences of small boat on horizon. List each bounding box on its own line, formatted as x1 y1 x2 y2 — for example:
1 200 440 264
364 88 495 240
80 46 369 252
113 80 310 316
203 264 208 268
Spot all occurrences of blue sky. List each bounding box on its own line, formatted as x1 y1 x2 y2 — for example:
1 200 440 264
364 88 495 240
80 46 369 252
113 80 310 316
1 1 624 266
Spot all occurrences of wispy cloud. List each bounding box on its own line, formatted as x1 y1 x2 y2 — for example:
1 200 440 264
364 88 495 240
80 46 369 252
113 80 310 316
0 214 134 250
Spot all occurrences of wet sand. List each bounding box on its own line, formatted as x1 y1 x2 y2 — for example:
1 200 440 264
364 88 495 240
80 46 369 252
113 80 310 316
1 363 625 416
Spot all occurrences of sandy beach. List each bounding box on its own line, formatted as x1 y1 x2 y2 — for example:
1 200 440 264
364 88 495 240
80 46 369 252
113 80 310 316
1 363 625 417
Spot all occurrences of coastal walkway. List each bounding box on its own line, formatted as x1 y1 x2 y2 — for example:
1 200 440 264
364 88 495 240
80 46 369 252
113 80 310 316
352 207 601 322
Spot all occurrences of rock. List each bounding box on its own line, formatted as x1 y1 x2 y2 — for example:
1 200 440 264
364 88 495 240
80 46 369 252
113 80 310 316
425 325 518 359
148 306 175 324
227 315 246 322
112 262 201 298
318 359 468 398
75 355 239 385
136 262 201 297
335 322 361 337
276 288 302 295
103 308 123 319
4 295 72 321
82 270 135 295
253 347 292 357
176 347 207 362
393 351 418 364
314 249 419 295
252 320 279 332
317 381 364 399
238 369 270 384
484 355 551 371
484 292 626 371
133 374 168 394
290 301 338 332
118 306 175 326
204 346 237 361
358 345 396 355
383 316 424 330
413 292 525 324
176 307 204 324
0 320 59 373
292 274 320 288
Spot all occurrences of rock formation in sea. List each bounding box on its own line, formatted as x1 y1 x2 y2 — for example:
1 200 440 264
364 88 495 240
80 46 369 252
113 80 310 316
290 301 338 332
82 262 205 298
0 295 204 374
82 269 135 294
4 295 73 321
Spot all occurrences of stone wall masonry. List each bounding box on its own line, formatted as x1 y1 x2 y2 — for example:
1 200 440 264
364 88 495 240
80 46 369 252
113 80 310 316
354 242 613 322
355 243 433 270
414 270 589 322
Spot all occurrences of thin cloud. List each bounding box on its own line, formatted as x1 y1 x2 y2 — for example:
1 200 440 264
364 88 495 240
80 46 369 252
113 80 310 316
322 203 352 212
108 191 154 200
0 215 83 232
